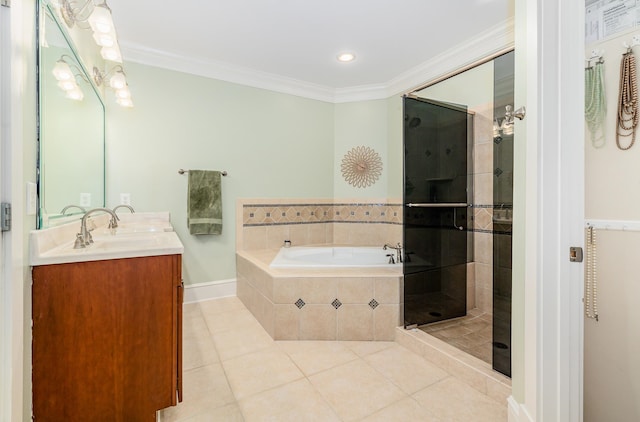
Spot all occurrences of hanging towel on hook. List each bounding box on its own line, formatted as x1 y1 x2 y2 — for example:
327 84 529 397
187 170 223 235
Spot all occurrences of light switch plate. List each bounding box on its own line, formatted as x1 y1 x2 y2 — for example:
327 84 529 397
26 182 37 216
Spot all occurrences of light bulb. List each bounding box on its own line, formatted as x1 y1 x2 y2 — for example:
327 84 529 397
116 87 131 99
101 45 122 63
88 5 114 34
109 71 126 89
52 60 73 81
93 32 115 47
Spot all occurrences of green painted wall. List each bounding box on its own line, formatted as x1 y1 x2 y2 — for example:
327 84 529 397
386 95 403 200
333 100 390 198
106 63 335 285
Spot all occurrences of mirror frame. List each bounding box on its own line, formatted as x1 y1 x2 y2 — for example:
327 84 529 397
36 0 106 229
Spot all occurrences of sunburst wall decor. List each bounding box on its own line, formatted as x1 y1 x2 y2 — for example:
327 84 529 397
341 146 383 188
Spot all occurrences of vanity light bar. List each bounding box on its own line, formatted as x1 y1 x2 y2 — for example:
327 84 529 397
52 58 84 101
57 0 132 106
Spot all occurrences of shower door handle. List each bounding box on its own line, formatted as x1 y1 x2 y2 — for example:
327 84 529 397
405 203 468 208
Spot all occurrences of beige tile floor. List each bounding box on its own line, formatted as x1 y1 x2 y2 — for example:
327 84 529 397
160 297 507 422
419 309 493 364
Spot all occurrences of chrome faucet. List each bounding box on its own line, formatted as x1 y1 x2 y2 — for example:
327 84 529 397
383 243 403 263
74 208 119 249
60 205 86 215
113 204 135 214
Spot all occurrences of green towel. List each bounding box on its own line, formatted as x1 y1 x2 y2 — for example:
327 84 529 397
187 170 222 235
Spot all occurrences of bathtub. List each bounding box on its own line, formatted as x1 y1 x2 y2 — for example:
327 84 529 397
270 246 401 268
238 248 403 340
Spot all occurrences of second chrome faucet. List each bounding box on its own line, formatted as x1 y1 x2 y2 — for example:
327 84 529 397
383 243 403 264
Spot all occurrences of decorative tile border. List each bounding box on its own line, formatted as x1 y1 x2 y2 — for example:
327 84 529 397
242 201 511 234
472 204 513 235
242 203 403 226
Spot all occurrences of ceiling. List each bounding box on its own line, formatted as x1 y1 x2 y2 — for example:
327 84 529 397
107 0 513 101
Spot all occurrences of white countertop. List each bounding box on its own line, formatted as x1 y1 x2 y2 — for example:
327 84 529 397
30 211 184 266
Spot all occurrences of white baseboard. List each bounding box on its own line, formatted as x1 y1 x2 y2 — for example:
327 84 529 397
183 279 236 304
508 396 535 422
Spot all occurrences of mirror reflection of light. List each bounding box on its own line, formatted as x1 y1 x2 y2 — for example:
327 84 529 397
57 80 76 91
116 98 134 108
66 87 84 101
52 60 73 81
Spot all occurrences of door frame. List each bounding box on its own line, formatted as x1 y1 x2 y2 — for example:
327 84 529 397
1 1 31 421
513 0 585 421
0 3 7 418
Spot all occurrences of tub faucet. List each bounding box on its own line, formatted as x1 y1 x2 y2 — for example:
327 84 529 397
383 243 403 263
113 204 135 214
60 205 86 215
74 208 119 249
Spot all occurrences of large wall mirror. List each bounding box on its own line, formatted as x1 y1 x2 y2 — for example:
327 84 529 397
37 0 105 228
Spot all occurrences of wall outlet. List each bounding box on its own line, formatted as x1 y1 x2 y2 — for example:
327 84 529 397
119 193 131 205
79 193 91 207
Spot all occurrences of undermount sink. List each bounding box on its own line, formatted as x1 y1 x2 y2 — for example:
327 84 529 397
30 211 184 266
89 232 174 249
93 224 174 235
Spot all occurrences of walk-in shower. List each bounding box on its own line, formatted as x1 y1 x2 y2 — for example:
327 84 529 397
402 51 514 377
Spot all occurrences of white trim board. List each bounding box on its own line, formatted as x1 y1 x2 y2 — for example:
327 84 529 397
508 396 535 422
120 18 514 104
183 279 237 304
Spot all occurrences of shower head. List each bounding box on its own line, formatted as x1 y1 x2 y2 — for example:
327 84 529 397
408 116 421 128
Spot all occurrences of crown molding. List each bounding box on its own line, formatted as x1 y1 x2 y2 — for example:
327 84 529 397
120 17 514 104
384 17 515 98
120 42 338 103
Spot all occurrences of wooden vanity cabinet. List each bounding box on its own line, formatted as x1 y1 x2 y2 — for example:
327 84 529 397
32 254 183 422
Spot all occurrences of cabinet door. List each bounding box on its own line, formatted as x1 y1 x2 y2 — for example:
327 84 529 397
175 254 183 404
33 255 180 421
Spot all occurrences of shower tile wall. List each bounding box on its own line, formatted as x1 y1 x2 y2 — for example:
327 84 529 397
472 102 494 316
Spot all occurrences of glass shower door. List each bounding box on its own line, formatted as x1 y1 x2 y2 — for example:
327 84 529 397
492 51 515 377
403 97 473 327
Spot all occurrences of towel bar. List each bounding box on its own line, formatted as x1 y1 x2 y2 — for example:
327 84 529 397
178 169 227 176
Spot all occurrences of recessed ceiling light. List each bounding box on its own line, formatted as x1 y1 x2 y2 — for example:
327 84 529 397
337 52 356 63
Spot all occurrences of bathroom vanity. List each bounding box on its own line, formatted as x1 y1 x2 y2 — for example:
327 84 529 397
30 213 184 421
